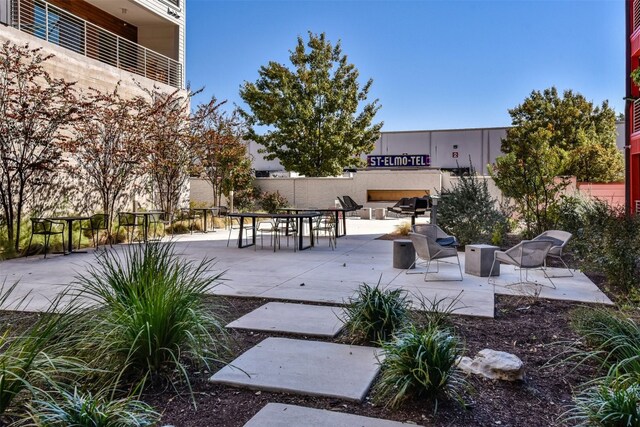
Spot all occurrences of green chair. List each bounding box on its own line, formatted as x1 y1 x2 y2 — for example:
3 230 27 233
79 214 109 248
27 218 65 258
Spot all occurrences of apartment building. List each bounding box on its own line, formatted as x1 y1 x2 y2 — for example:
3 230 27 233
627 0 640 214
0 0 185 95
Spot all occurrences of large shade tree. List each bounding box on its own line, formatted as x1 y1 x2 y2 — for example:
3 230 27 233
0 42 79 252
490 87 621 236
240 32 383 177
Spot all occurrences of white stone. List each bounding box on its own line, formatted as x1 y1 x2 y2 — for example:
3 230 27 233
457 349 524 381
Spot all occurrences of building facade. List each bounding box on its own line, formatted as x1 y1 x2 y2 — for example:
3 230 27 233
628 0 640 214
0 0 185 94
251 123 626 177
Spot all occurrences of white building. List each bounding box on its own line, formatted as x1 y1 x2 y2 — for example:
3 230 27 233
250 122 626 176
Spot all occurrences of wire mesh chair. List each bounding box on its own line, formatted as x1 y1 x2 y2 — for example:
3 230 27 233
28 218 65 258
314 213 336 250
408 232 462 281
78 214 109 248
489 240 555 288
118 212 143 243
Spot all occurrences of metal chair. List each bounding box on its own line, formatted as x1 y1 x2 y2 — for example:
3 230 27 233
78 214 109 248
28 218 65 258
489 240 555 288
412 224 458 247
118 212 143 243
314 213 336 250
532 230 573 277
256 219 279 251
408 232 462 281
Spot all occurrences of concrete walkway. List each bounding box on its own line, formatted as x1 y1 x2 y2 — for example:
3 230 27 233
0 218 612 314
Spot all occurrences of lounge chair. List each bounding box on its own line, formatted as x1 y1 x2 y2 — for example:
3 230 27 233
533 230 573 277
489 240 555 288
408 232 463 281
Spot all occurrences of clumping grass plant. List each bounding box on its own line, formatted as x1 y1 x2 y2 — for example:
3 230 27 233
564 380 640 427
0 282 86 420
74 242 229 389
27 387 159 427
412 292 463 331
343 282 410 344
568 308 640 378
375 324 466 411
394 221 412 236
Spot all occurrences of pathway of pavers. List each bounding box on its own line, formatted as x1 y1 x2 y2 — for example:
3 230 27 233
226 302 344 337
244 403 422 427
209 337 382 402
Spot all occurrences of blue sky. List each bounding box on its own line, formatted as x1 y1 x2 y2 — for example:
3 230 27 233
186 0 623 131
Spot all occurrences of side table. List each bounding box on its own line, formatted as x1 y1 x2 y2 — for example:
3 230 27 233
465 244 500 277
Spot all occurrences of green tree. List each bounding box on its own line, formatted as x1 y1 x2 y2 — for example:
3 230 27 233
506 87 622 182
239 32 382 177
490 127 567 237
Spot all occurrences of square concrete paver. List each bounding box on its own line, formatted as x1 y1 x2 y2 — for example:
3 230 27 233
244 403 422 427
226 302 345 337
210 337 383 402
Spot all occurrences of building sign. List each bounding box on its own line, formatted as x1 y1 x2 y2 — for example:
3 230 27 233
367 154 430 168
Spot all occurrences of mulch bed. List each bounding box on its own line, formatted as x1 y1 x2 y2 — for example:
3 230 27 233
143 294 602 427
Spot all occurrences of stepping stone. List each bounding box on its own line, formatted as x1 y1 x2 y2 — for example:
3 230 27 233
210 337 383 402
244 403 422 427
226 302 345 337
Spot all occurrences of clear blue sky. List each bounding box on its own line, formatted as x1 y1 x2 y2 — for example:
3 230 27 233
186 0 624 131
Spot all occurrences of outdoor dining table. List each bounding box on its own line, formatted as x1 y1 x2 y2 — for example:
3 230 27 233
227 212 321 250
119 211 164 243
279 207 348 238
48 215 90 254
190 207 219 233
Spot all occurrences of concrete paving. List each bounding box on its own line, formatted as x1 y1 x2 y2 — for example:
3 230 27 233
226 302 345 337
0 218 613 315
244 403 422 427
209 337 383 402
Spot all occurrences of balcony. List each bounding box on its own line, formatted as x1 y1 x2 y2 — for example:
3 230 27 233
10 0 182 88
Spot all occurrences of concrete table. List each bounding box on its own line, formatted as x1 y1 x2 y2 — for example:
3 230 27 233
465 244 500 277
373 208 386 220
393 239 415 269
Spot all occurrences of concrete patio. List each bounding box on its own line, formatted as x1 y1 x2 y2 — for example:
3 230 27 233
0 217 613 316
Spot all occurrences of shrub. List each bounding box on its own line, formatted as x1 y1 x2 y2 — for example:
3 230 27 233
375 325 466 410
74 242 229 388
566 380 640 427
28 387 159 427
412 292 463 331
259 190 289 213
343 282 410 344
438 164 507 246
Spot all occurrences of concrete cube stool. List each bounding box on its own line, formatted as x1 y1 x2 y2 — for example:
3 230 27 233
373 208 386 220
465 244 500 277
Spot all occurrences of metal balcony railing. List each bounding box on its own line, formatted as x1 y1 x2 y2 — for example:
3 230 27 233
635 0 640 33
10 0 182 88
166 0 180 7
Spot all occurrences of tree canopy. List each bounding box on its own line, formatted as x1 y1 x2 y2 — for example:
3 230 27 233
490 87 622 236
503 87 623 183
239 32 382 177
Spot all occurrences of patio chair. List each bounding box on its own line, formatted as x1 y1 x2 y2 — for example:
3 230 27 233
28 218 65 258
256 219 279 251
343 195 363 210
226 216 253 247
118 212 143 243
408 232 462 281
532 230 573 277
176 208 200 234
78 213 109 248
314 213 336 250
412 224 458 247
489 240 555 288
276 217 298 251
337 196 359 217
146 212 166 241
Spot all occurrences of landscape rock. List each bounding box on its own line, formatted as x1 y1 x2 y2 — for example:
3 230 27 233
457 349 524 381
